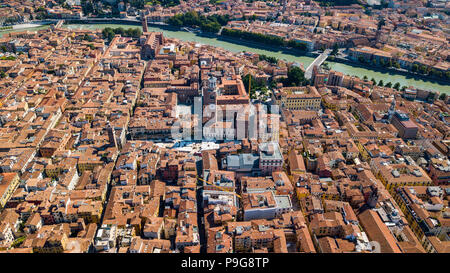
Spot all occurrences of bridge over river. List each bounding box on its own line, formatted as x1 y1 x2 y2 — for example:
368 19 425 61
304 49 331 79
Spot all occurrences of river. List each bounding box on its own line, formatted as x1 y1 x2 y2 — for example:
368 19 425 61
1 23 449 94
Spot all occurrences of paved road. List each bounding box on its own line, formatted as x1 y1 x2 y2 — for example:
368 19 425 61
305 49 331 79
195 160 207 253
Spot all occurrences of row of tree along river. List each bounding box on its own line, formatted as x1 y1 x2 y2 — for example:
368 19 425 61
1 23 448 94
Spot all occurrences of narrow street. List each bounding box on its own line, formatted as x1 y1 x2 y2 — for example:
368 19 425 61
195 159 206 253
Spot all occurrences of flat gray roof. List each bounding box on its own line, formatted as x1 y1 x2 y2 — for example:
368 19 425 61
274 195 292 209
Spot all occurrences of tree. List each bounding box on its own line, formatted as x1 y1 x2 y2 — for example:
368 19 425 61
259 54 278 64
83 34 93 42
316 0 359 6
363 75 368 81
433 70 443 79
377 18 386 30
427 92 437 102
0 56 16 61
371 78 376 85
394 62 400 69
286 40 307 51
393 82 401 90
282 66 307 87
269 80 277 89
331 43 338 56
243 74 261 98
378 80 384 86
221 28 292 49
81 0 94 16
102 28 115 41
115 27 125 36
101 27 142 42
167 11 229 33
419 65 428 75
384 82 392 88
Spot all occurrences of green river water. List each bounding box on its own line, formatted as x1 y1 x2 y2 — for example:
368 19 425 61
1 23 449 94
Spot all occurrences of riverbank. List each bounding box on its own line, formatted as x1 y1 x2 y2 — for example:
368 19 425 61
329 55 450 86
0 26 13 31
215 35 318 59
144 23 450 92
0 25 50 37
197 27 450 88
0 21 57 33
160 25 450 93
214 27 450 87
65 18 141 26
2 21 449 94
10 23 46 30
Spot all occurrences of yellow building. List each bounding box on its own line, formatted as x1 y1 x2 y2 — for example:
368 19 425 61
377 163 432 193
393 188 425 242
77 202 103 224
356 140 371 162
321 192 341 201
321 97 338 111
296 187 310 201
234 229 281 252
277 86 321 111
45 165 62 178
32 234 68 253
77 157 103 173
0 173 20 209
